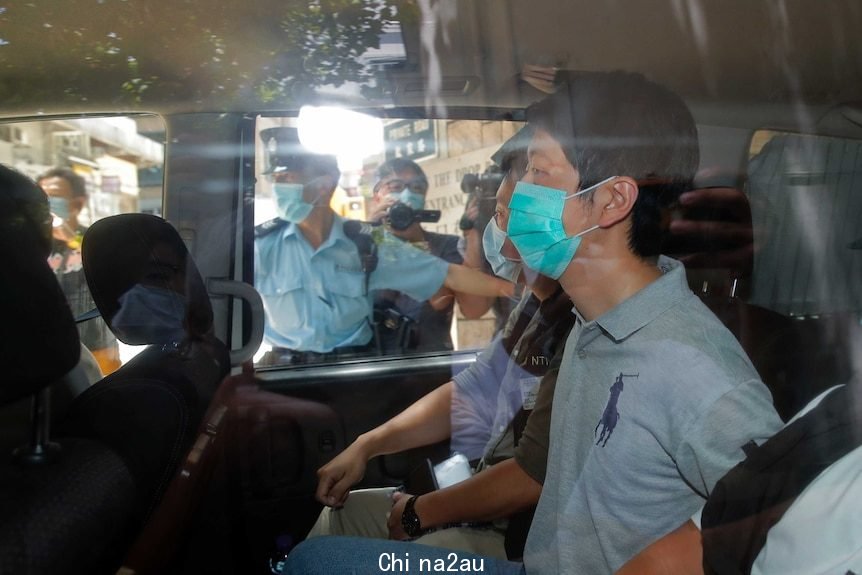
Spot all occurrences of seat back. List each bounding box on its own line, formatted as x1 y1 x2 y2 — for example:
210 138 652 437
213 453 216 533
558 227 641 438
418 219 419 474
744 133 862 415
59 214 229 525
670 151 862 420
747 133 862 317
0 166 137 575
663 171 801 420
0 167 80 404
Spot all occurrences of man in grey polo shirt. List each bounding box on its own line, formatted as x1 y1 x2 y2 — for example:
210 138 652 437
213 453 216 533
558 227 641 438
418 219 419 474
511 72 782 574
284 71 783 575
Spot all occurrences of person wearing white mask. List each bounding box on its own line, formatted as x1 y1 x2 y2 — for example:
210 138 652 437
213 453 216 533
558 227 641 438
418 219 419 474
254 127 514 364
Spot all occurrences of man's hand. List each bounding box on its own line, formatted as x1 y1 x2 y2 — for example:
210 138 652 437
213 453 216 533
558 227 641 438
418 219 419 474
461 197 481 231
667 186 754 276
387 490 412 540
369 194 398 225
521 64 558 94
315 443 369 508
428 286 456 310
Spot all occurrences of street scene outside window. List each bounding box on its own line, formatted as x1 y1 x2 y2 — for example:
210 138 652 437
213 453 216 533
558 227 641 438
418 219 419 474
1 116 165 374
253 112 523 367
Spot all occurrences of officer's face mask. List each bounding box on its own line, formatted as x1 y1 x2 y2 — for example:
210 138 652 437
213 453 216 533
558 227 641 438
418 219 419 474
396 188 426 211
48 196 70 221
507 176 615 280
273 182 316 223
111 284 188 345
482 218 522 283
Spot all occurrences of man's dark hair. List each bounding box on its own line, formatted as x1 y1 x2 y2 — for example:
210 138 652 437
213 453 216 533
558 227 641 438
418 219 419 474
375 157 428 185
37 166 88 198
494 126 532 182
527 71 699 258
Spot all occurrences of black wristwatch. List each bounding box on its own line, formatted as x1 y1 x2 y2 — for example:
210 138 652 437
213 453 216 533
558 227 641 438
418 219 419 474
401 495 425 538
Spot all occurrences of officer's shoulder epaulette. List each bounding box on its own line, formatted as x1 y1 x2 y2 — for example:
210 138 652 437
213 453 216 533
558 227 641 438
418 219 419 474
254 217 287 239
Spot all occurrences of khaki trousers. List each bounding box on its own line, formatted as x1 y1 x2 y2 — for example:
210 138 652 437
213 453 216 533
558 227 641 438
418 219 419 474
306 487 507 559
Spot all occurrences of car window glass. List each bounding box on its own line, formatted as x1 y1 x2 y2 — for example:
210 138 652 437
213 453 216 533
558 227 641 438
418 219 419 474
253 112 524 367
747 130 862 318
1 115 165 375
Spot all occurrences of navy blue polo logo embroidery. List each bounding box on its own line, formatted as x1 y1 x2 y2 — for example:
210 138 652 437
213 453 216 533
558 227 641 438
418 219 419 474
594 372 638 447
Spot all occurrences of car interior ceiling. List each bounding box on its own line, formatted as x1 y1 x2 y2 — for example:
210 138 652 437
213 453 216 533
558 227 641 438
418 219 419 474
1 1 861 574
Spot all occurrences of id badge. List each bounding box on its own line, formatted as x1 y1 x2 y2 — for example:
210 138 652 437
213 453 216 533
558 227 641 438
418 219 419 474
519 376 541 410
433 453 473 489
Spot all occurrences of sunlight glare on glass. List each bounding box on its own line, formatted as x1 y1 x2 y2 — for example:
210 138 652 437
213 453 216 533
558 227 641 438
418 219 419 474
297 106 383 171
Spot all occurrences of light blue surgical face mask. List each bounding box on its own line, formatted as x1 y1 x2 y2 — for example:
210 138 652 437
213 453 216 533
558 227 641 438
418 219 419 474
273 182 314 223
482 218 522 283
111 284 188 345
397 189 426 211
507 176 615 280
48 196 70 220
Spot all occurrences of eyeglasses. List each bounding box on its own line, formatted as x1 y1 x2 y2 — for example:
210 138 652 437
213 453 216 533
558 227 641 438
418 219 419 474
374 177 428 195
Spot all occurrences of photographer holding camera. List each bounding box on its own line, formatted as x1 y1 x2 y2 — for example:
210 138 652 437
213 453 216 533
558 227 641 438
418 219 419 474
370 158 492 353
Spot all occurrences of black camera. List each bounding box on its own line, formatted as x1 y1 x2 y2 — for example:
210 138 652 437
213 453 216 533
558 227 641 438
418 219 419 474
387 202 442 231
459 166 503 231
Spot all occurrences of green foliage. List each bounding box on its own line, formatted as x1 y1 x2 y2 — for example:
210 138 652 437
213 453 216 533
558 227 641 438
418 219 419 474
0 0 411 112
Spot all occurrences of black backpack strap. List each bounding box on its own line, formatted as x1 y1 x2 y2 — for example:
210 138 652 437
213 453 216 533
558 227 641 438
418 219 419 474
254 217 287 239
702 385 861 574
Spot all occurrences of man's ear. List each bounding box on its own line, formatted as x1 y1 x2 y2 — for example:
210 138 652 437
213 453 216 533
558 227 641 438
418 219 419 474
597 177 638 228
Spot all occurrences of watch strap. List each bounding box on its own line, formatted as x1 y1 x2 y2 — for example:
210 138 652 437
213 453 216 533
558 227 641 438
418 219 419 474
401 495 425 538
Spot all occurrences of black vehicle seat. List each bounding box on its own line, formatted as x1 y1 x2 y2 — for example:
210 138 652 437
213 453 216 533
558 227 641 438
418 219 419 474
0 343 100 457
0 166 137 575
57 214 230 529
672 160 862 421
745 133 862 415
746 133 862 318
663 172 800 421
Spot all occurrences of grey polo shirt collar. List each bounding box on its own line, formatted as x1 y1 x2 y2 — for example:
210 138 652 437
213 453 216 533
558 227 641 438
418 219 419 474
573 256 690 343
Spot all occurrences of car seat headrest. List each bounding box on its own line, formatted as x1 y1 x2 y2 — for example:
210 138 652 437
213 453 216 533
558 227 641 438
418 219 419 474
661 168 754 296
82 214 213 346
0 165 80 404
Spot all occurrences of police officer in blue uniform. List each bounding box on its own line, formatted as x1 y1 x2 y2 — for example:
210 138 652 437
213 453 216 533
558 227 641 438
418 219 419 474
254 127 513 365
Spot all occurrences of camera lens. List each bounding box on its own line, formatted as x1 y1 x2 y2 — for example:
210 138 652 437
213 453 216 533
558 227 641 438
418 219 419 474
460 173 479 194
388 202 415 231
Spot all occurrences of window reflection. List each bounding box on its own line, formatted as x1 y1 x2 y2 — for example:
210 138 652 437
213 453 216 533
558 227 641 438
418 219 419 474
0 115 165 374
253 114 525 367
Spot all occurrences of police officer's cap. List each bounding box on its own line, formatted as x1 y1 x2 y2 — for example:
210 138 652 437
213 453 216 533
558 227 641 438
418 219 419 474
260 126 339 178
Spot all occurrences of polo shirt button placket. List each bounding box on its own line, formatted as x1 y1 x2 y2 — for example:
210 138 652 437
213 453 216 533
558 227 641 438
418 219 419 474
578 349 587 359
